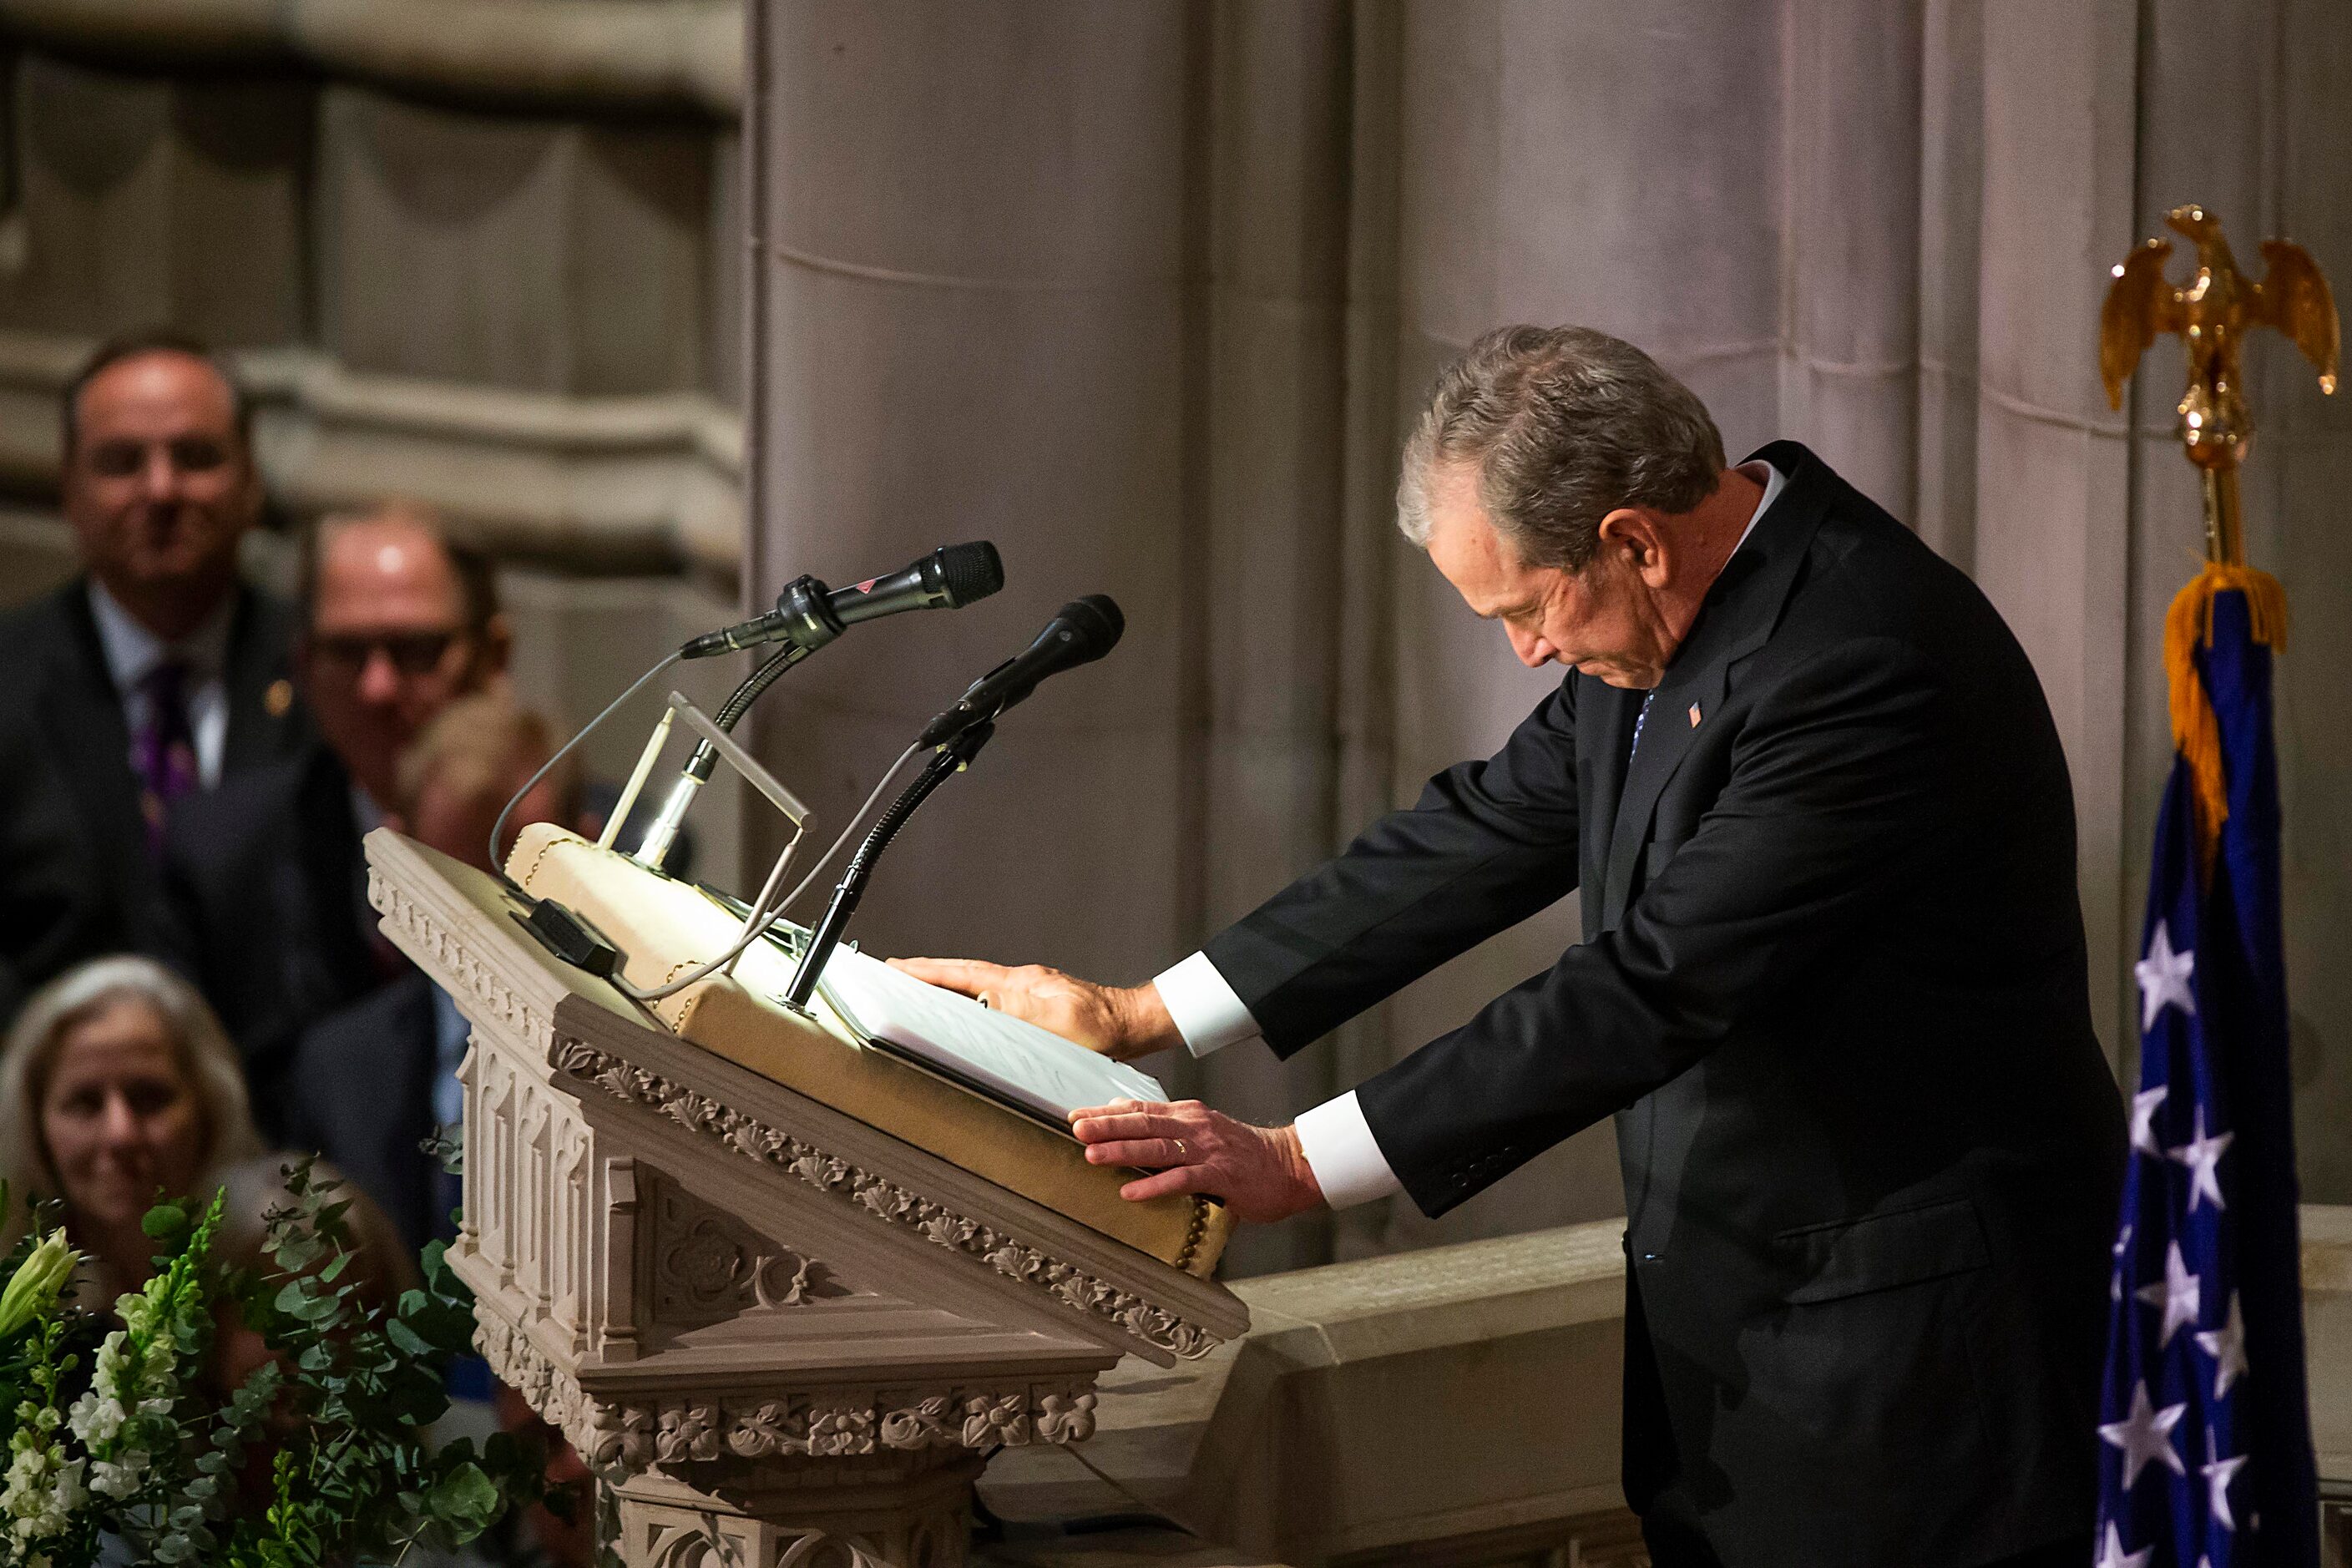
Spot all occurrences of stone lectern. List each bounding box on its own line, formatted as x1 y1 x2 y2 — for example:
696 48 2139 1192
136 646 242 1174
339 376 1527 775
362 827 1248 1568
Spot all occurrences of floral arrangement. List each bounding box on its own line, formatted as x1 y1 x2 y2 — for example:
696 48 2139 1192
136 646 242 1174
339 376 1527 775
0 1162 564 1566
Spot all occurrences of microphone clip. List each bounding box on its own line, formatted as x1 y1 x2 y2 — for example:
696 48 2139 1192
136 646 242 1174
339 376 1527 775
683 574 846 660
918 656 1019 749
767 574 847 655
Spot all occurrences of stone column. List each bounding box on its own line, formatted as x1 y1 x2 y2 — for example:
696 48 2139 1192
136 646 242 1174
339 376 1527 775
743 0 1198 992
611 1453 986 1568
1178 0 1357 1277
1914 0 1988 566
1969 0 2141 1058
1780 0 1927 519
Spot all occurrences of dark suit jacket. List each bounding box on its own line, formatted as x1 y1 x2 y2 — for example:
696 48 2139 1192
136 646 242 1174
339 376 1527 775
0 579 308 1019
157 742 382 1137
285 970 445 1256
1205 443 2126 1567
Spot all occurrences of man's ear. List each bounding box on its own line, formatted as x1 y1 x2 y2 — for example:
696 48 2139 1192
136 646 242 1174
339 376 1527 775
1594 507 1672 586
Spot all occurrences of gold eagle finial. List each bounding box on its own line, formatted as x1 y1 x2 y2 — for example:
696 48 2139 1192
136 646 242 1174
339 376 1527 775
2099 205 2339 562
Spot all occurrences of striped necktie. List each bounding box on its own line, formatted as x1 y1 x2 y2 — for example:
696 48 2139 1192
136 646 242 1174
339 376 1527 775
1630 690 1657 761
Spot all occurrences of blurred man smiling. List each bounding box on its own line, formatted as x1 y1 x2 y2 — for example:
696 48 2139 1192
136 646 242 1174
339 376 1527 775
299 502 513 817
159 502 511 1130
0 333 309 1019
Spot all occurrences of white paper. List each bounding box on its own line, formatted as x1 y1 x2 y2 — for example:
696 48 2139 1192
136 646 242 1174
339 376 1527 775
805 944 1167 1124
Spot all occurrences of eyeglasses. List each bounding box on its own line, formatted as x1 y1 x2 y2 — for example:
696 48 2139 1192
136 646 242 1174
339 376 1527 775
81 437 234 479
308 630 466 678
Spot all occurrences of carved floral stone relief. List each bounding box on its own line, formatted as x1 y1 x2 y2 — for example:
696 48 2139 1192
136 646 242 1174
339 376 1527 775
476 1311 1098 1473
650 1180 849 1323
547 1038 1217 1360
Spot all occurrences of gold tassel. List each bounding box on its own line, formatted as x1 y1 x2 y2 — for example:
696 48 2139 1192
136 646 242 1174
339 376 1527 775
2162 563 2289 870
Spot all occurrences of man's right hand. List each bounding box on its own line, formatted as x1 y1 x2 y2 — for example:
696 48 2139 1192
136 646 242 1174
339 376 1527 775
887 957 1180 1063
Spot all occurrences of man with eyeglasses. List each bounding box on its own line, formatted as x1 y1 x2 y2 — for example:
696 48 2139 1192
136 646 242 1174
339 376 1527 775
159 501 513 1131
0 333 311 1022
297 501 513 817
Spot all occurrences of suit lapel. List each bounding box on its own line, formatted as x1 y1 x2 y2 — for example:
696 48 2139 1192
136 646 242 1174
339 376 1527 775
43 586 147 882
1580 678 1641 926
1597 443 1834 929
1600 657 1728 929
221 585 303 773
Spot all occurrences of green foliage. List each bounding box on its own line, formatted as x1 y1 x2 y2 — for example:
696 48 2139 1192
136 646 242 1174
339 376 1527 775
0 1159 571 1568
217 1157 557 1566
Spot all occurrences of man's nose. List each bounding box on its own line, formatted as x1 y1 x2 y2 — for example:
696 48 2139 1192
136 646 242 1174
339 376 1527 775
1505 624 1555 669
139 447 182 503
357 646 405 703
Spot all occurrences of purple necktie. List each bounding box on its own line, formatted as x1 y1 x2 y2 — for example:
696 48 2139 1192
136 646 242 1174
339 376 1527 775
135 660 199 857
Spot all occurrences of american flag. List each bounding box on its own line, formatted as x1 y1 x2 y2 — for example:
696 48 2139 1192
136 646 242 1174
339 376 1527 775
2096 580 2317 1567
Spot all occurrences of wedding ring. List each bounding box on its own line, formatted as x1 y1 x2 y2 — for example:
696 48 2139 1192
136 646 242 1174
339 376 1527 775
1173 1139 1189 1159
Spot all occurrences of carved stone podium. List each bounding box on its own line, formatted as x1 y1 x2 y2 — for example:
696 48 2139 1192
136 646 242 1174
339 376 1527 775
362 828 1248 1568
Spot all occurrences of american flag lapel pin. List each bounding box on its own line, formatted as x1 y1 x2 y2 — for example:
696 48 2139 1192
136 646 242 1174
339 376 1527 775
1687 701 1702 728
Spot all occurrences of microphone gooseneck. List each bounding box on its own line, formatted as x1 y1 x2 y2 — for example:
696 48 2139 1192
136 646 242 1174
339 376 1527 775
781 593 1127 1008
782 721 994 1009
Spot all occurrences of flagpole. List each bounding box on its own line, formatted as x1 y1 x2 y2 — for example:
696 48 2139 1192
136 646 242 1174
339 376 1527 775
2094 203 2339 1568
2202 468 2242 569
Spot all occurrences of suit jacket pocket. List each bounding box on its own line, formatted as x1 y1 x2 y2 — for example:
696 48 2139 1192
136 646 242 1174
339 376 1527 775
1777 1196 1990 1304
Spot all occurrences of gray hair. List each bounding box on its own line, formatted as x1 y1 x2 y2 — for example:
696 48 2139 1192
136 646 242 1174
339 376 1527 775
1397 326 1727 570
0 955 266 1234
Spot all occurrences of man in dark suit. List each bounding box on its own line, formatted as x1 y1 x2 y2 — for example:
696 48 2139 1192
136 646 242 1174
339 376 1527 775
901 327 2126 1567
0 333 309 1020
159 503 512 1128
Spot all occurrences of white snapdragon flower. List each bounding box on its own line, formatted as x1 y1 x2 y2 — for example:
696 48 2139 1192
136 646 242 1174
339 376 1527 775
3 1409 87 1552
64 1388 125 1447
89 1447 151 1500
64 1296 185 1508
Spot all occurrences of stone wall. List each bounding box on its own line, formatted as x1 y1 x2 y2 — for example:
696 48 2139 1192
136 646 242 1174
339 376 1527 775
0 1 751 865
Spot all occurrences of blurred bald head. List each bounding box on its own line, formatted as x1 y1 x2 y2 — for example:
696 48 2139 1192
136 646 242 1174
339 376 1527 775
297 502 511 810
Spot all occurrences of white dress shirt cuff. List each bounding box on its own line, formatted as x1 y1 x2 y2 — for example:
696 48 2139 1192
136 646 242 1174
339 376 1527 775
1151 951 1261 1059
1294 1091 1404 1210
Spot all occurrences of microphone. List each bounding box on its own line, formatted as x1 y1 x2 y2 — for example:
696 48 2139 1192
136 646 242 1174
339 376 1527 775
918 594 1125 747
680 541 1004 660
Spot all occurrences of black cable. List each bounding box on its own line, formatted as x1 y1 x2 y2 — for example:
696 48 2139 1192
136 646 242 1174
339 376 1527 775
783 721 994 1009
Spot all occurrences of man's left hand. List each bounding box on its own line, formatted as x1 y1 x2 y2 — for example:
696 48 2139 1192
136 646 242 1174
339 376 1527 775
1067 1098 1324 1225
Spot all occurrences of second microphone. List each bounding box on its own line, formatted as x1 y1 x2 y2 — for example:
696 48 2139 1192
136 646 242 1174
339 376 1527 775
919 595 1125 747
